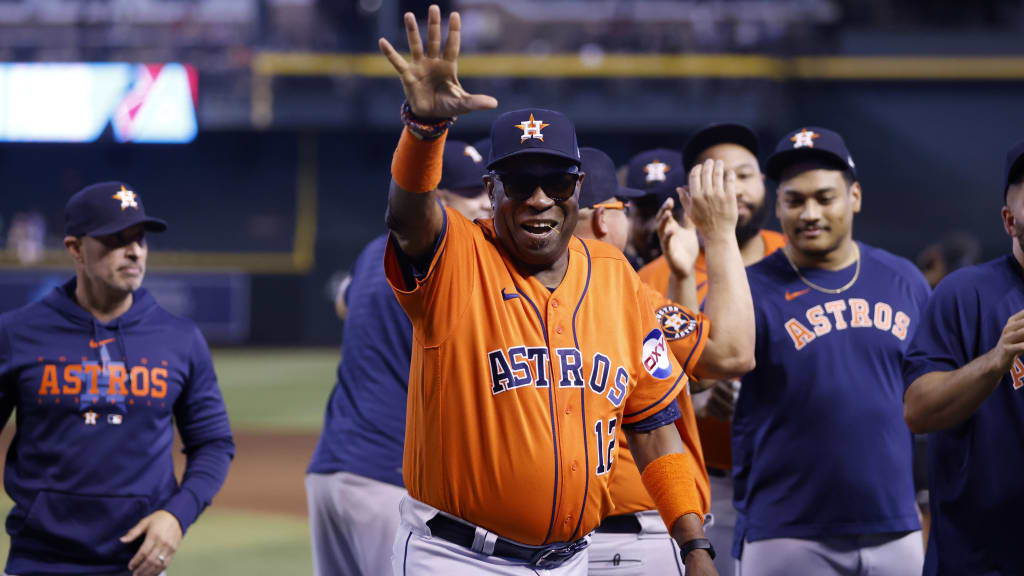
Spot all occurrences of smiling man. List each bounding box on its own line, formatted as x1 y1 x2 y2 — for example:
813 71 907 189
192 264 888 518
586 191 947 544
377 5 754 575
731 128 928 575
0 182 234 576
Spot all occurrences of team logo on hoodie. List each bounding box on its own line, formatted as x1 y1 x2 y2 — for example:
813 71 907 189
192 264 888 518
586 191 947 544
36 339 169 417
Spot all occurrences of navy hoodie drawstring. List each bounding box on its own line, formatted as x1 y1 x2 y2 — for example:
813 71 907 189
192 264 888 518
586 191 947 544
115 322 129 371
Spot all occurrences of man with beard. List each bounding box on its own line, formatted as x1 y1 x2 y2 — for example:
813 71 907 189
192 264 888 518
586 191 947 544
625 149 687 268
637 124 786 576
733 127 926 575
902 139 1024 575
376 6 755 574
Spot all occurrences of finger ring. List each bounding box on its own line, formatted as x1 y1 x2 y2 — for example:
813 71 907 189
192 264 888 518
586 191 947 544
158 554 167 564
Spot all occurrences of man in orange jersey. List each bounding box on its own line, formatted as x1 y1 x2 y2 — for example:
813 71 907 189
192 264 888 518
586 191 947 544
636 124 785 576
377 6 754 575
571 147 712 574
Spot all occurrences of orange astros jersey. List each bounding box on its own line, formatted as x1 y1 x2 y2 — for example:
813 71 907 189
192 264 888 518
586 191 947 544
384 207 709 546
634 229 786 474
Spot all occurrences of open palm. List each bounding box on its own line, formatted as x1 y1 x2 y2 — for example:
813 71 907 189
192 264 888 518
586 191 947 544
378 5 498 119
657 197 700 277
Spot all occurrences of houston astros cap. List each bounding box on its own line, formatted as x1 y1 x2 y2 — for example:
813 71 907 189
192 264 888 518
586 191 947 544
683 123 759 173
626 149 685 204
765 127 857 181
65 181 168 237
487 108 581 170
579 147 645 209
1004 139 1024 198
438 140 487 196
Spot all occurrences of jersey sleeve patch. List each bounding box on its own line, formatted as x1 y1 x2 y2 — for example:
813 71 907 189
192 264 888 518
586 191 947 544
654 305 697 341
642 328 673 380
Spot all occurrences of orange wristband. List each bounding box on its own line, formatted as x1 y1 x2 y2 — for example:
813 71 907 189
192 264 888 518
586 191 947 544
391 127 447 194
640 452 702 531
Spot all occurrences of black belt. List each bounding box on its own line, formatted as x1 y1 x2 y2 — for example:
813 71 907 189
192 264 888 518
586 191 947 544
425 514 589 569
596 514 643 534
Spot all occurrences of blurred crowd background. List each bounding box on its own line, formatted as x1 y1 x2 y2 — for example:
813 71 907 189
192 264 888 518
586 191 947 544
0 0 1023 572
1 0 1023 346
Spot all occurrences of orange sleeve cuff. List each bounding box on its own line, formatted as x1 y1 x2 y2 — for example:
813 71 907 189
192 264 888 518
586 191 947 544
391 127 447 194
640 452 703 532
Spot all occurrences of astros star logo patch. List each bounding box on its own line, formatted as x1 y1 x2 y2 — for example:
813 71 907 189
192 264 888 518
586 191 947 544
517 114 550 142
790 128 819 149
112 185 138 211
654 304 696 341
644 161 670 183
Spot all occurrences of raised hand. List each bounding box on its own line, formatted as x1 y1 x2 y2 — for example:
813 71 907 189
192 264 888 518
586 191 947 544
656 197 700 278
378 4 498 120
683 159 739 241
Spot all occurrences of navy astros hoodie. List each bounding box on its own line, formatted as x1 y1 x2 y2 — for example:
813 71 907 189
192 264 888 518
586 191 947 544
0 278 235 574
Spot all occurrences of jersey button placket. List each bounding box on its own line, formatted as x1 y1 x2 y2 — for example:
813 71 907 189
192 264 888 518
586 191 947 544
547 293 575 539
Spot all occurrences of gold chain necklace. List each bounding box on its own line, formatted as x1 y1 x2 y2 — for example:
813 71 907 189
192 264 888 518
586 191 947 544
782 243 861 295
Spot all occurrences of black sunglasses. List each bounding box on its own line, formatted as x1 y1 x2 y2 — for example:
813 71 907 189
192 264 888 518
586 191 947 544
491 171 581 202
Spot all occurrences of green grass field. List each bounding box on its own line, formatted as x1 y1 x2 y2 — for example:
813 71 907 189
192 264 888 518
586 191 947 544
0 348 339 574
215 347 338 432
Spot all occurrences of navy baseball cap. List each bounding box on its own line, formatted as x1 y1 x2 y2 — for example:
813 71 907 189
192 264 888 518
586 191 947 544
487 108 581 170
765 127 857 182
625 149 685 204
683 123 759 173
438 140 487 196
1004 139 1024 198
65 181 167 237
579 147 645 209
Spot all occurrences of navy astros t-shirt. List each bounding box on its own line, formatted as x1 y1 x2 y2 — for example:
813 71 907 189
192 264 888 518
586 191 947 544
904 255 1024 576
733 242 928 558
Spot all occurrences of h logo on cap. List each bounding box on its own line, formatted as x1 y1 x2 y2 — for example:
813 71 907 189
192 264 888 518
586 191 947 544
517 114 550 143
464 145 483 164
112 185 139 211
644 161 670 183
791 129 819 149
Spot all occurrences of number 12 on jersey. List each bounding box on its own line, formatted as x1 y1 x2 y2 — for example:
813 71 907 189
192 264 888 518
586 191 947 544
594 417 618 475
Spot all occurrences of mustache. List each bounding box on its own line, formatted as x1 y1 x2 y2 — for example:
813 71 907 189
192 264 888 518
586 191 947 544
797 223 830 231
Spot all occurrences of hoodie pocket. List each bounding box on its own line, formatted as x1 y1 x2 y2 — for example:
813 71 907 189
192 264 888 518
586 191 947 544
19 490 151 561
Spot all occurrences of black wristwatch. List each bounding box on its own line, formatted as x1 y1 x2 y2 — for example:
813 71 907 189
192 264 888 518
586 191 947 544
679 538 716 563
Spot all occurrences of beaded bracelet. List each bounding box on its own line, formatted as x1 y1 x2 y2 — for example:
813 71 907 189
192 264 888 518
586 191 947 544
401 101 455 140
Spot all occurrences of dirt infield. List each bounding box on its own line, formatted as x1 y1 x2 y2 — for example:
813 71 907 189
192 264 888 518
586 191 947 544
0 427 318 519
185 430 319 518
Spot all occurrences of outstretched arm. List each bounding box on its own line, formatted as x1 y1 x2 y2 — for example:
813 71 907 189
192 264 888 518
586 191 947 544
378 5 497 265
